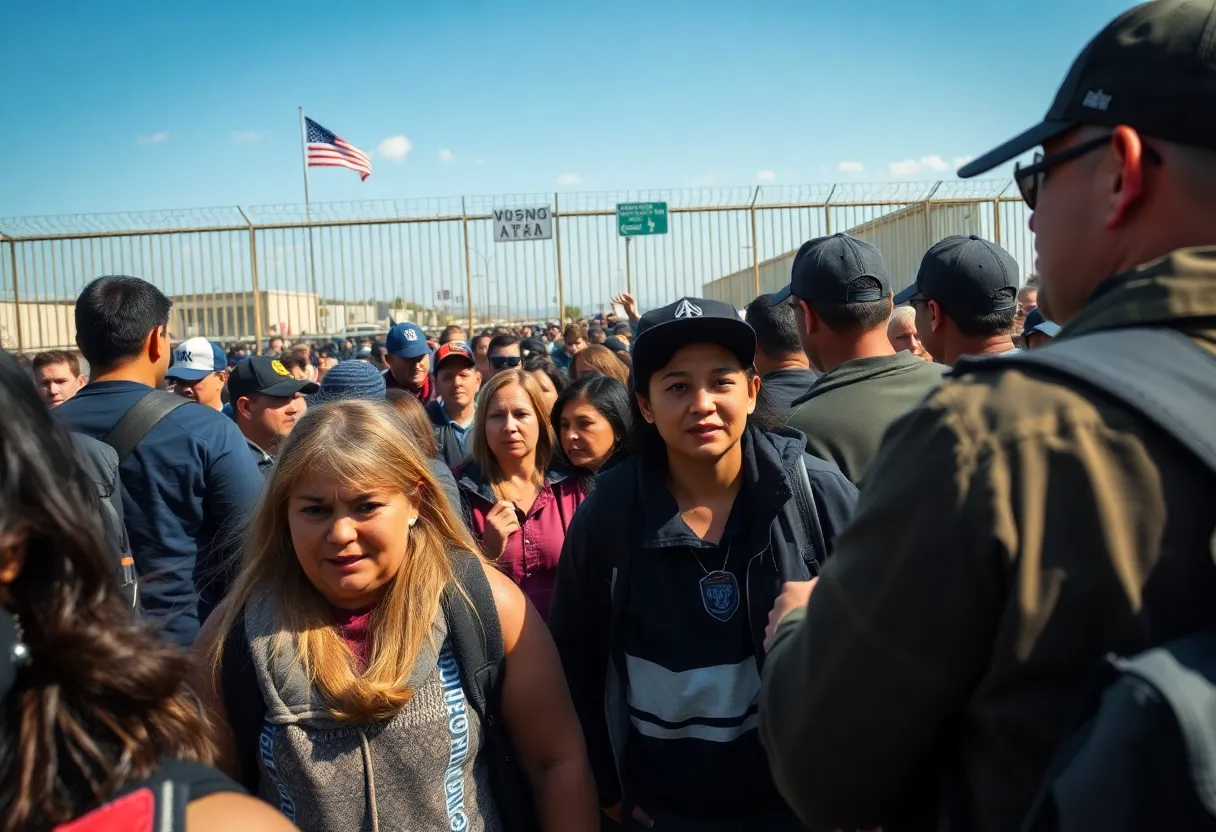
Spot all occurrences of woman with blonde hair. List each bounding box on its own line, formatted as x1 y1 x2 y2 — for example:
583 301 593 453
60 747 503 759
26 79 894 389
456 370 585 620
571 343 631 385
196 399 598 832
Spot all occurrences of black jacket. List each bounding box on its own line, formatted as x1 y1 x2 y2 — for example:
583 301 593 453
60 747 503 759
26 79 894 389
547 426 857 808
427 399 468 470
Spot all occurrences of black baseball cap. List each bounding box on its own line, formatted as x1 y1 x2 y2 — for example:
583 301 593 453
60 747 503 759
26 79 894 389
771 234 892 305
228 356 319 400
631 297 756 393
894 236 1020 319
960 0 1216 178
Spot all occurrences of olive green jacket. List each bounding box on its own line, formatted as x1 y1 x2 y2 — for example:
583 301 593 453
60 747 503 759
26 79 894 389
759 247 1216 832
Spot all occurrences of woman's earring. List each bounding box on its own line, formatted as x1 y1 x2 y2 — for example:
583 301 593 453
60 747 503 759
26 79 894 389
408 516 418 527
9 613 29 669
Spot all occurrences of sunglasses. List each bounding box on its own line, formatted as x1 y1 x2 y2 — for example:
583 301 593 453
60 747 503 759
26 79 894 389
489 355 522 369
1014 134 1162 210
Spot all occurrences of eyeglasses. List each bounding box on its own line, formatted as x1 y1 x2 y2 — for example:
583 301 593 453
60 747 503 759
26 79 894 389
489 355 522 369
1014 134 1162 210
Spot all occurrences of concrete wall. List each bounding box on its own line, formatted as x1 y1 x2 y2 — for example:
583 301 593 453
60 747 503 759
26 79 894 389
703 202 987 306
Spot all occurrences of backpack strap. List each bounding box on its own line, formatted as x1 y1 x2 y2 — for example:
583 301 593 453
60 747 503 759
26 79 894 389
440 551 541 831
787 455 827 575
954 328 1216 476
102 389 189 463
218 608 267 795
441 551 503 717
1115 637 1216 815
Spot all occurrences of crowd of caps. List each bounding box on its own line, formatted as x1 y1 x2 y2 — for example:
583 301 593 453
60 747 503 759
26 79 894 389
7 228 1054 831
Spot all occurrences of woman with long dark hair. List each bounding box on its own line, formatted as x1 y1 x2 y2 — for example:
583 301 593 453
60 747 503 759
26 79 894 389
548 298 858 829
0 350 292 832
549 373 631 490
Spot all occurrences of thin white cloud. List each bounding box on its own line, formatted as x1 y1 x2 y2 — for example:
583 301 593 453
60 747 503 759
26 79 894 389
378 135 413 162
138 132 169 144
953 155 974 168
888 154 966 177
232 130 264 144
837 161 864 174
556 172 582 186
438 148 457 164
920 155 950 173
474 157 485 166
756 169 776 181
685 169 728 187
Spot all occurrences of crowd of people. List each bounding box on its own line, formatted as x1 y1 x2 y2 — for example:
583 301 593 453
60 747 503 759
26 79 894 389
3 2 1216 830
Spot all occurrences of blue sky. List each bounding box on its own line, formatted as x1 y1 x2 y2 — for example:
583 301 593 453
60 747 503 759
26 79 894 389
2 0 1132 219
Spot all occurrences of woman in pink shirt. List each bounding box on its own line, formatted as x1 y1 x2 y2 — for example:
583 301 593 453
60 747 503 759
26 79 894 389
456 369 586 619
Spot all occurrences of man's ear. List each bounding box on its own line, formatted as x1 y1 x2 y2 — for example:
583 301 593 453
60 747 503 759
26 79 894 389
235 395 254 420
1106 125 1150 229
147 327 166 363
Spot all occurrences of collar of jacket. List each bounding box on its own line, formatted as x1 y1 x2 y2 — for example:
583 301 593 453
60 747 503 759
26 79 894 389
455 459 571 505
1064 246 1216 338
632 424 801 549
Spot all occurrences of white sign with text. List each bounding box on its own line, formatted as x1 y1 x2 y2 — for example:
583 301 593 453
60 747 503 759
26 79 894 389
493 206 553 242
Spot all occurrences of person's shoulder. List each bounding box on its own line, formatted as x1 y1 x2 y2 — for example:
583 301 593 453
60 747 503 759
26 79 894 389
164 401 250 448
929 358 1121 449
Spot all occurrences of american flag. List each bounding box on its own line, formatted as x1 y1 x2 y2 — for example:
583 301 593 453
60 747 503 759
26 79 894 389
306 117 372 181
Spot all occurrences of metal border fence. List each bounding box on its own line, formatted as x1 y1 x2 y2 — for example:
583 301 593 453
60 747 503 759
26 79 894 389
0 180 1029 353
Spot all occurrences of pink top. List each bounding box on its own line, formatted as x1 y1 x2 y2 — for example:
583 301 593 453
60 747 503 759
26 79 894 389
459 471 585 619
332 604 375 671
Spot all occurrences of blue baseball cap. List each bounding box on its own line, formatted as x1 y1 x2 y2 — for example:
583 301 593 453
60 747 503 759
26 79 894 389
385 322 430 359
166 337 227 381
1023 307 1062 339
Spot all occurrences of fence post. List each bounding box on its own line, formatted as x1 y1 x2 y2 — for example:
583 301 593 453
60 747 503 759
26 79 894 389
462 198 474 331
6 239 22 353
823 184 836 236
992 199 1002 247
554 193 565 327
238 208 263 350
750 187 761 298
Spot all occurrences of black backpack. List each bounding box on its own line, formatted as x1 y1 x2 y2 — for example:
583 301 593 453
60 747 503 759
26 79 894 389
957 327 1216 831
54 759 241 832
220 549 539 831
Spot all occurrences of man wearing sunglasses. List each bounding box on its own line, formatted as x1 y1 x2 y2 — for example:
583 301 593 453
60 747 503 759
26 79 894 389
486 333 523 379
758 2 1216 831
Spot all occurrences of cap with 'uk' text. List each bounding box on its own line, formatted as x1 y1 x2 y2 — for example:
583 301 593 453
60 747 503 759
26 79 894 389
228 355 319 400
894 235 1020 320
631 297 757 393
960 0 1216 177
166 337 227 381
385 322 430 359
772 233 892 305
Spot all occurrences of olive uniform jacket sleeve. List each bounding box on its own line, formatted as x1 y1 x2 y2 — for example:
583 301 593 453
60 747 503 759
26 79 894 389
759 393 1005 830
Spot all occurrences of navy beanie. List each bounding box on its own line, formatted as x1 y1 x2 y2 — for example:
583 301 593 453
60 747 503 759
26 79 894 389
315 360 387 402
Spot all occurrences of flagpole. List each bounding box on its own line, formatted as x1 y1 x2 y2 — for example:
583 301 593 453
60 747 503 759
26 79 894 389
298 107 320 343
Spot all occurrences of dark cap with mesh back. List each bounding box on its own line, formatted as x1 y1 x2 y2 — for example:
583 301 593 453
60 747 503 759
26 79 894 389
771 234 892 305
960 0 1216 177
894 236 1020 320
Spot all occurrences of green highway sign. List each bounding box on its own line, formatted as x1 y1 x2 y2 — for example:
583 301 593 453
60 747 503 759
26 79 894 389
616 202 669 237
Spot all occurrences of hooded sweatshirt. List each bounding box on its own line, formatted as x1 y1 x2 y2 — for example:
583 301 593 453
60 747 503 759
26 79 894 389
788 351 945 484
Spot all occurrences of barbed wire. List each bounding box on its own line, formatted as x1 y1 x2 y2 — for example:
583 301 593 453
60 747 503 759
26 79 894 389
0 180 1018 239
